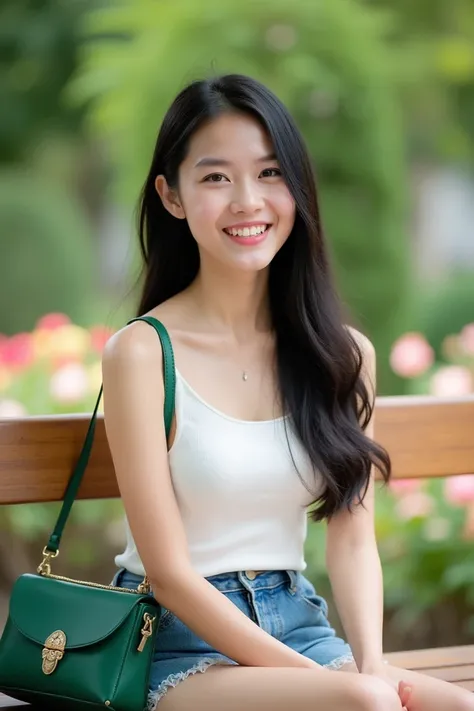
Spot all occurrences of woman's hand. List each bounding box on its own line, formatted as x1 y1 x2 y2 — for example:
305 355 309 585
361 663 413 709
398 680 413 709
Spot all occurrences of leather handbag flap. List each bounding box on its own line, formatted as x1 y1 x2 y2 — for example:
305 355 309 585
9 574 157 649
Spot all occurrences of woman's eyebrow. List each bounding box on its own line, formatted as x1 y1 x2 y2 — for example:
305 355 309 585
194 152 277 168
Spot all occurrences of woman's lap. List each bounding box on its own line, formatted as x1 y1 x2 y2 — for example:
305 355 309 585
111 568 353 709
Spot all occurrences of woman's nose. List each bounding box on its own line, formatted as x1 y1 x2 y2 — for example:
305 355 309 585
230 183 265 214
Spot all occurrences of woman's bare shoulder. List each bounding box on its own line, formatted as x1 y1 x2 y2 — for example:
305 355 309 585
103 315 164 367
344 324 375 358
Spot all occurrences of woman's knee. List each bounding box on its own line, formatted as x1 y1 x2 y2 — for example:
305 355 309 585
455 696 474 711
351 674 403 711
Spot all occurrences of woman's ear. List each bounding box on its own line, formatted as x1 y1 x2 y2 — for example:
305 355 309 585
155 175 186 219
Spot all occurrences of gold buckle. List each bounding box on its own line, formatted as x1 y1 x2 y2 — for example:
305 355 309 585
42 630 66 674
37 547 59 576
137 576 151 594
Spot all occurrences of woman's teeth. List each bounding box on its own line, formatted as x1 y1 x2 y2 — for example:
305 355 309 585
225 224 268 237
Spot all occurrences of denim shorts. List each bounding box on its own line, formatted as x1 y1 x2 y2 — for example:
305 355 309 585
111 567 353 710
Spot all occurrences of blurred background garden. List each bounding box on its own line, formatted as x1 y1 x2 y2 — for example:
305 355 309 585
1 0 474 651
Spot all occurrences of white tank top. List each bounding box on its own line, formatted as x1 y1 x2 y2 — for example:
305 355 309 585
115 369 322 578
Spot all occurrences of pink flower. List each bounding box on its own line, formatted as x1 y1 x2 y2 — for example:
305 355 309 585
36 313 71 331
429 365 473 397
0 334 8 366
460 323 474 356
395 491 434 520
390 332 434 378
389 479 422 495
0 333 35 371
445 475 474 506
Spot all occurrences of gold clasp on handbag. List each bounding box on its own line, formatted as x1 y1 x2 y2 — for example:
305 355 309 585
37 547 59 576
137 613 156 652
42 630 66 675
137 575 151 594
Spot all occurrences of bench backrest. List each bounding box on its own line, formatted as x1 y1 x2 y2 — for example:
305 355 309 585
0 395 473 505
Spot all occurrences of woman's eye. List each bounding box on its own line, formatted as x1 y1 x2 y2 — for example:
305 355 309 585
260 167 282 178
203 173 228 182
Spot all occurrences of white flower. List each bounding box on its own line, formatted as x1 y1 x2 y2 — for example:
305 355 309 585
0 399 28 418
50 363 89 404
429 365 473 397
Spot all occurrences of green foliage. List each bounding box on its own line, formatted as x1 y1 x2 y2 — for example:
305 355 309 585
364 0 474 164
72 0 412 392
412 272 474 359
0 170 96 334
305 479 474 647
0 0 91 163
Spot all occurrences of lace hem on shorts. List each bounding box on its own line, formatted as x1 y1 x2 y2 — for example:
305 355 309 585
147 658 235 710
323 653 355 671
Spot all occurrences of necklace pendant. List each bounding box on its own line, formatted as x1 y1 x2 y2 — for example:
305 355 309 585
242 371 248 382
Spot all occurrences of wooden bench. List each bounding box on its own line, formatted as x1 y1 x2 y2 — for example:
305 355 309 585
0 394 473 706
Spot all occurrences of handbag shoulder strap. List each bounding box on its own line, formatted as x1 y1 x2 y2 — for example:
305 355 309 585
43 316 176 555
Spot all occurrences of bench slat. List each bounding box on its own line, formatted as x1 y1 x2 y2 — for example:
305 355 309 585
376 395 474 481
0 395 473 505
386 644 474 669
420 666 474 682
0 415 119 504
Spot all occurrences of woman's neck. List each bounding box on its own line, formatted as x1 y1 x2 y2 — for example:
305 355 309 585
185 263 271 341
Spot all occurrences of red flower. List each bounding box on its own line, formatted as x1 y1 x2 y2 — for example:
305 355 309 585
35 313 71 331
89 326 115 354
0 333 35 370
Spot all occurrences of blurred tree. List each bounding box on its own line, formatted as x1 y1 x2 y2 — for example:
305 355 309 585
0 0 92 164
73 0 412 393
0 170 95 334
364 0 474 164
0 0 110 335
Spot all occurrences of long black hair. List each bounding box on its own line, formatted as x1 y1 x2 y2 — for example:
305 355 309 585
136 73 391 521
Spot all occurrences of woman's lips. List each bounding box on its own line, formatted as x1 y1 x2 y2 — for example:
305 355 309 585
223 224 271 246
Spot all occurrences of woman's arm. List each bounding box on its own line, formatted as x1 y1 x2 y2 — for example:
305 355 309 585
102 321 318 671
325 331 384 672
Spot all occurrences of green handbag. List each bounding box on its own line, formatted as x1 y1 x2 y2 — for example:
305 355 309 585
0 316 175 711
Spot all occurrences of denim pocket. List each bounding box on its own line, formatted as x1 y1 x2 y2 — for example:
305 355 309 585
156 607 175 632
297 575 329 618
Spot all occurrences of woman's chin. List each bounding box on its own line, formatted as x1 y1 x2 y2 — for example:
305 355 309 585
227 253 275 273
222 241 283 273
199 240 283 274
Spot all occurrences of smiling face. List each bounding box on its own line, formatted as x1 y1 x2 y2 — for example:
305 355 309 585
155 111 296 273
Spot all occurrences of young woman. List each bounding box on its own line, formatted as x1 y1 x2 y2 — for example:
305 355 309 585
103 74 473 711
